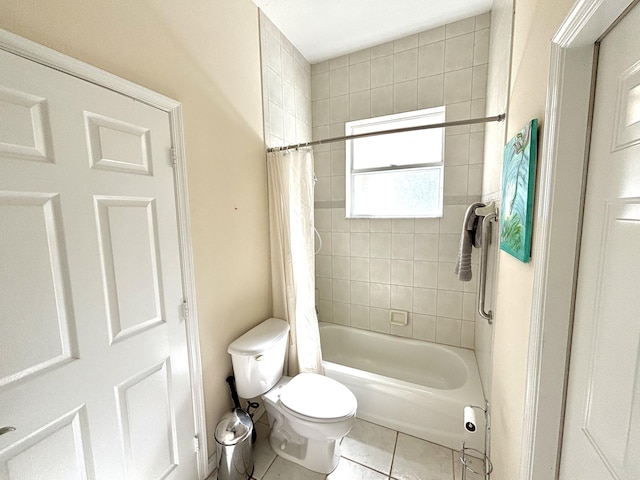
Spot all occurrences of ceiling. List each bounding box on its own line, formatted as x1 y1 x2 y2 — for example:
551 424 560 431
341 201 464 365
251 0 493 63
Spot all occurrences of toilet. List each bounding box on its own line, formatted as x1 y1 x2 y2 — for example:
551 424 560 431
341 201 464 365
227 318 357 474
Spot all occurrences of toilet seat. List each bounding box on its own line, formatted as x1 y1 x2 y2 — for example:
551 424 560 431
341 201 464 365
279 373 357 423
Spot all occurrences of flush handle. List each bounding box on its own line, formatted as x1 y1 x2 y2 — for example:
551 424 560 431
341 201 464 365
0 426 16 436
255 355 264 361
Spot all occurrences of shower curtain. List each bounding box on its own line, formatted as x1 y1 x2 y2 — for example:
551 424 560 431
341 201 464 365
267 148 323 376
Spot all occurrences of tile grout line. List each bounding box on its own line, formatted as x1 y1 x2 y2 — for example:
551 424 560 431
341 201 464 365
388 430 400 479
256 451 278 480
338 455 392 478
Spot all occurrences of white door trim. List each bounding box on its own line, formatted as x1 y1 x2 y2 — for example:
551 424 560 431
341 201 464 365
0 28 209 478
521 0 635 479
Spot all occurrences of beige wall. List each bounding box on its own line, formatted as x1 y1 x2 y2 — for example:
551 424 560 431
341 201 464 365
0 0 272 457
489 0 576 478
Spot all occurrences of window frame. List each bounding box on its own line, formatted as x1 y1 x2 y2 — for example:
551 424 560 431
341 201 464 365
345 106 446 219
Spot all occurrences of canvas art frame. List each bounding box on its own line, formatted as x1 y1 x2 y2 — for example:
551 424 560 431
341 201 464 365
499 119 538 262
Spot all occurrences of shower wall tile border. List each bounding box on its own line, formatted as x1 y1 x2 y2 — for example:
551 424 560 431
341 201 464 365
314 195 481 210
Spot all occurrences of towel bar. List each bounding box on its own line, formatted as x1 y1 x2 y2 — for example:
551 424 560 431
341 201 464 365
476 206 498 324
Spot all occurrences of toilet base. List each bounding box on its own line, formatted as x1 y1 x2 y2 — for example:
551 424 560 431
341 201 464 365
268 427 340 474
262 375 355 474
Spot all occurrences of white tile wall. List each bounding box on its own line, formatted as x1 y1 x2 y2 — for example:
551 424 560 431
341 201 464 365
312 13 490 349
259 12 312 147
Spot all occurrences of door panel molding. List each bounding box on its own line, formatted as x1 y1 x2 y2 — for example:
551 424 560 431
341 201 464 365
115 358 178 480
93 195 166 345
612 59 640 151
0 85 53 163
0 191 78 388
0 405 94 480
84 112 154 175
582 199 640 477
0 28 208 478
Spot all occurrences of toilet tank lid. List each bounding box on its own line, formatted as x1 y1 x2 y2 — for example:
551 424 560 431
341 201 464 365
228 318 290 356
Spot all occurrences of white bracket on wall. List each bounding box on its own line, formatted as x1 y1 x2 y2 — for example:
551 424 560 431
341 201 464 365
475 202 497 218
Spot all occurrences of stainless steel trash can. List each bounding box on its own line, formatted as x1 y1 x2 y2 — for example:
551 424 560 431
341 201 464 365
215 408 254 480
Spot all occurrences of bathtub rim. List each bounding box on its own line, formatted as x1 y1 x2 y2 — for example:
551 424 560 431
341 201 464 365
318 321 485 399
318 322 486 451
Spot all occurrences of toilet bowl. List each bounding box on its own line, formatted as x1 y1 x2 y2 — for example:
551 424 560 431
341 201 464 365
263 374 357 473
227 318 357 474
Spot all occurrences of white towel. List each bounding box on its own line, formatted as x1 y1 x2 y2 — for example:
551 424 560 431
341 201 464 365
455 202 485 281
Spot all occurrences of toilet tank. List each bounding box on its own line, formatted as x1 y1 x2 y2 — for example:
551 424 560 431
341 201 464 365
227 318 290 399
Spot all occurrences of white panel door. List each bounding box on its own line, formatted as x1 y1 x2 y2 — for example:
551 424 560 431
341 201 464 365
0 48 198 480
559 4 640 479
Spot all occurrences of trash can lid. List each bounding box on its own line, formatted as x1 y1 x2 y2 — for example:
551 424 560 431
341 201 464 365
214 408 253 445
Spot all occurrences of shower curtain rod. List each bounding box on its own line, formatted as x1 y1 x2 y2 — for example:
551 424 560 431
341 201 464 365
267 113 505 153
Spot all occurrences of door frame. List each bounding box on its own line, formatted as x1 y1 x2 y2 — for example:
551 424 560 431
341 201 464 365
0 29 209 478
521 0 637 478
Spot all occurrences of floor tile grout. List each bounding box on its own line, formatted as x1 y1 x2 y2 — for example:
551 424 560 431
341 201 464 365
389 430 399 479
342 456 388 476
251 416 462 480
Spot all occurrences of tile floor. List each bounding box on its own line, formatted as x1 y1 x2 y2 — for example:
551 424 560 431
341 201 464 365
241 414 485 480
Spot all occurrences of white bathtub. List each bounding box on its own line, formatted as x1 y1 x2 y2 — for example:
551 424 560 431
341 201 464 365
319 322 485 451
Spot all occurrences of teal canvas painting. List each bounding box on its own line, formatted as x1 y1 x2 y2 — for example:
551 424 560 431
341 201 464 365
499 119 538 262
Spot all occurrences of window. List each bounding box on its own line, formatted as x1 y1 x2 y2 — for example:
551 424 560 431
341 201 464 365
345 107 445 218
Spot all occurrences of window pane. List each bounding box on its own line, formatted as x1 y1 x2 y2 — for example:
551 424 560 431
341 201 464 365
351 128 443 169
350 167 443 218
347 107 445 170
